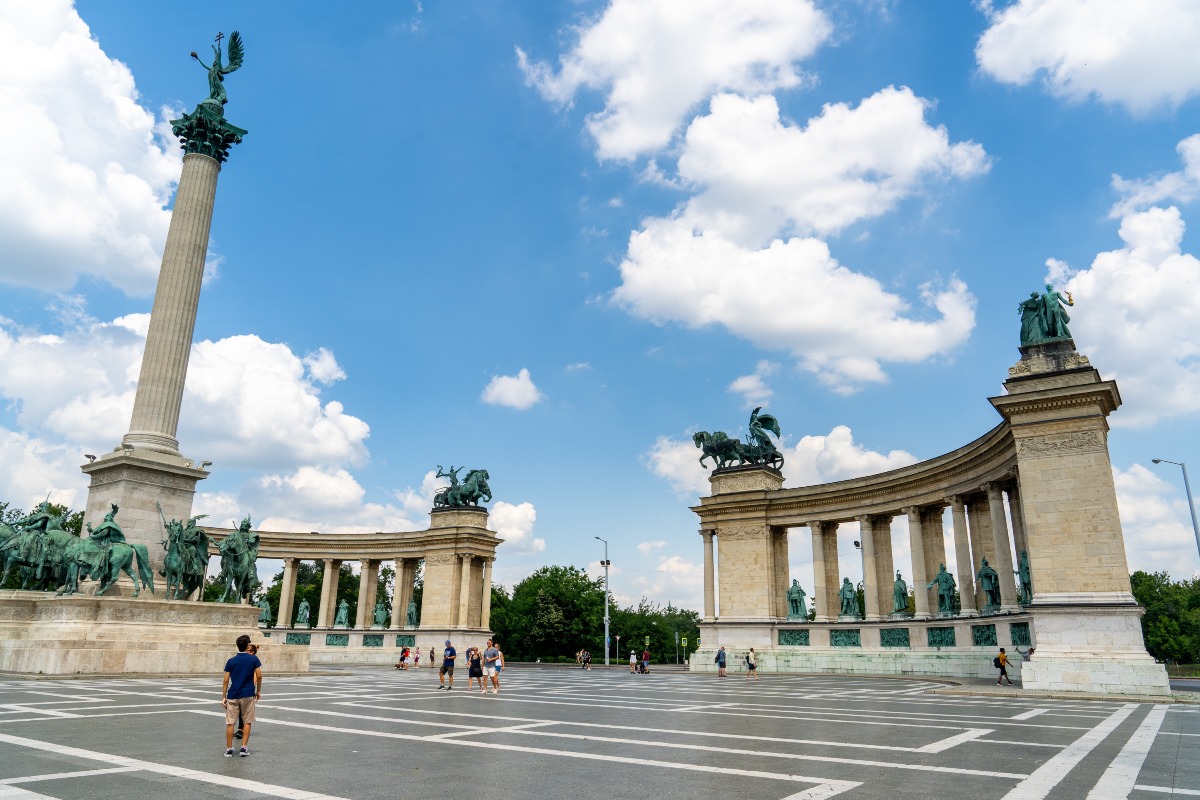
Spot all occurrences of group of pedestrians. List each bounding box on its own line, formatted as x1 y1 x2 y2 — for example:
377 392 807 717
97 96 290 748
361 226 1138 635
393 645 420 670
628 648 651 673
437 638 504 693
576 649 593 669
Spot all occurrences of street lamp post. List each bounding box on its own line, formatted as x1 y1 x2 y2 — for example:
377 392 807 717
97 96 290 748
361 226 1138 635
595 536 611 666
1152 459 1200 559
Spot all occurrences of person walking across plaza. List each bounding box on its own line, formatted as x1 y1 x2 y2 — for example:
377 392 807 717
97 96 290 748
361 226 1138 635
234 643 258 739
995 647 1014 685
222 634 261 757
467 646 485 692
483 639 501 694
745 647 758 681
715 646 727 677
641 648 651 674
438 639 457 690
629 649 637 673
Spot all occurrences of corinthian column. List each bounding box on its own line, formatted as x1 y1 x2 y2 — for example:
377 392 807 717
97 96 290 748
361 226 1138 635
904 507 930 617
948 497 977 615
984 482 1019 610
701 530 716 621
857 516 881 621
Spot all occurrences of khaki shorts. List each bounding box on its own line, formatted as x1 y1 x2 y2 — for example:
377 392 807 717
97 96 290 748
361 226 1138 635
225 696 256 725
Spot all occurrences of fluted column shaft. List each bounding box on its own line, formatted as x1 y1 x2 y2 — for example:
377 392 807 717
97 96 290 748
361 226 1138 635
123 154 221 454
701 530 716 621
809 521 840 622
923 508 947 612
317 559 341 628
390 558 407 629
355 560 373 628
949 497 977 614
872 516 896 615
480 558 494 630
457 555 472 627
278 558 298 628
905 507 931 617
985 483 1019 609
1007 482 1028 557
857 516 881 621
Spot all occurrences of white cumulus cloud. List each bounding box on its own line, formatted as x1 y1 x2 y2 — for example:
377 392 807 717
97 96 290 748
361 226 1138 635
1115 463 1200 578
644 435 710 497
976 0 1200 113
1047 205 1200 426
490 500 545 553
787 425 919 486
728 360 779 408
481 368 543 410
612 88 984 391
1110 134 1200 219
0 0 182 294
517 0 832 160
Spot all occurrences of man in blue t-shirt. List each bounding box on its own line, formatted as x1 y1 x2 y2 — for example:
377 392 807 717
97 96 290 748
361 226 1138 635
222 634 262 757
437 639 457 690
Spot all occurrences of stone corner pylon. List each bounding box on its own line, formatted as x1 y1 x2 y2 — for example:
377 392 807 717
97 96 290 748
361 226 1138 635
81 102 247 579
990 339 1169 696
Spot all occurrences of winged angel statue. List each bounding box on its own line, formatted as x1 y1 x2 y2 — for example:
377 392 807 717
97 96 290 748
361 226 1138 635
191 31 244 106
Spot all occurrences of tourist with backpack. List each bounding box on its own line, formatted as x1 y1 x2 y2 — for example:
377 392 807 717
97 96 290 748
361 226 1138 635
715 646 727 677
994 647 1013 685
745 648 758 681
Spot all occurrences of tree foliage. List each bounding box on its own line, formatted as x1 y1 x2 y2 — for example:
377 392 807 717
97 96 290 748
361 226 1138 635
488 565 701 663
1131 570 1200 664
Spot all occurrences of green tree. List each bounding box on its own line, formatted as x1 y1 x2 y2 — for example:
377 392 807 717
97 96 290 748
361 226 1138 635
491 565 607 660
1131 570 1200 664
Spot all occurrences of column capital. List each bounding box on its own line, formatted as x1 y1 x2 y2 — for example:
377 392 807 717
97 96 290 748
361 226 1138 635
946 494 966 509
901 505 922 518
282 556 297 566
983 481 1004 499
807 520 836 534
699 529 715 541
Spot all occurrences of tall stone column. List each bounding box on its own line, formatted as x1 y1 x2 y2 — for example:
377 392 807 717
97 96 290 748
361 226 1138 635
771 526 790 619
1007 481 1028 556
984 482 1019 610
948 496 977 615
355 560 373 628
317 559 340 628
457 555 473 628
480 557 494 630
809 521 840 622
871 516 895 616
81 104 246 580
278 558 299 629
701 530 716 621
966 495 994 607
904 507 930 617
857 516 881 621
390 557 408 629
922 507 947 612
991 340 1168 694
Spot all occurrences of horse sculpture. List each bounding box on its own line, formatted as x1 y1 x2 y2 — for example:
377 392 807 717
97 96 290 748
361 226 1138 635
693 407 785 472
159 506 210 601
216 519 259 603
433 468 492 508
56 538 155 597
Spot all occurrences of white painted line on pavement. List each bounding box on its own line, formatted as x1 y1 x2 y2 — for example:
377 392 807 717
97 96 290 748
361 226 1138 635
1000 703 1140 800
1011 709 1049 720
914 728 994 753
0 786 57 800
0 766 141 784
189 708 861 793
1133 787 1200 796
0 731 349 800
1085 705 1169 800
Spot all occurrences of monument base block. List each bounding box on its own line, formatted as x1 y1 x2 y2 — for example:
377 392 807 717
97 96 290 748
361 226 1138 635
0 591 309 676
1018 603 1169 696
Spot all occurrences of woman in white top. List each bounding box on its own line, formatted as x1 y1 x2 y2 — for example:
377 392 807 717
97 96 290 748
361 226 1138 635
629 650 637 673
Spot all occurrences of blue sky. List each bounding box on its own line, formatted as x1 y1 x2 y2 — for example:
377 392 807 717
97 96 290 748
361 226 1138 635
2 1 1199 608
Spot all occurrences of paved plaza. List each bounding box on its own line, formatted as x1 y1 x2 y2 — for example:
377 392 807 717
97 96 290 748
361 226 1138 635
0 667 1196 800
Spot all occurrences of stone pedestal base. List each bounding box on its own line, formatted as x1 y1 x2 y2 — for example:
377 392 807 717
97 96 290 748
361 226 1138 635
0 591 309 676
1019 603 1169 696
80 448 208 581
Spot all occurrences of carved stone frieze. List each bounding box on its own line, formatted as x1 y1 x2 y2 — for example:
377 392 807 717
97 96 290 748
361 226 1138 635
717 524 767 540
1015 430 1105 458
424 553 457 565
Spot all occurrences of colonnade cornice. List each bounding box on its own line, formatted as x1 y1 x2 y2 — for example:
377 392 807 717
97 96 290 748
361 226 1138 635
692 422 1018 527
988 379 1120 420
201 526 502 561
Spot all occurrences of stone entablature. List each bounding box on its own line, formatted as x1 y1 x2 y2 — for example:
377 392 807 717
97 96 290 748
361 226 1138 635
200 525 500 561
694 422 1017 527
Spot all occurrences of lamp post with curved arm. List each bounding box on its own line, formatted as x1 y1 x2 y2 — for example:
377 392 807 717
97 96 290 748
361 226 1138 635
1152 458 1200 560
595 536 611 666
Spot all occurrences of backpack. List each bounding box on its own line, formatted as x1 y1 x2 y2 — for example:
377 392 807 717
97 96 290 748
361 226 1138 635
993 656 1002 668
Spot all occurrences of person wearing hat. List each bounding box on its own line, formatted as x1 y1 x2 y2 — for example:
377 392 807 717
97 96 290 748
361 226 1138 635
437 639 457 690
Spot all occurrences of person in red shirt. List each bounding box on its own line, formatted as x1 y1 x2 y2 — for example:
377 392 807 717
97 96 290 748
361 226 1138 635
641 648 650 673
